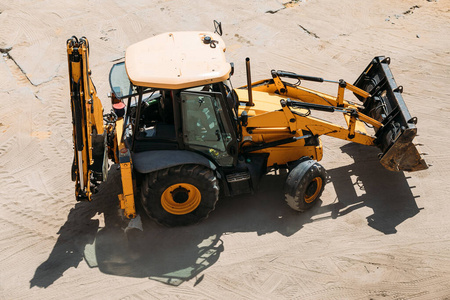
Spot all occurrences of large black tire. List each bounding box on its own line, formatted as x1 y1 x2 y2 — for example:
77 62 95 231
140 164 219 226
284 160 326 212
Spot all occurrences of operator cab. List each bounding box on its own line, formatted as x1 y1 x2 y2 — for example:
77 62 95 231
108 31 239 167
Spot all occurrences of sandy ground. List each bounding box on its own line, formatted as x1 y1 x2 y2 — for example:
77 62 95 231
1 0 450 299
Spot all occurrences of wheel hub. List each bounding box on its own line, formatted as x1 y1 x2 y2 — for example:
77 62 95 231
161 183 202 215
304 177 322 203
171 186 190 204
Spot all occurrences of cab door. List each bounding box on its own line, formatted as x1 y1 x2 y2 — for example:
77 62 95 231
180 91 238 166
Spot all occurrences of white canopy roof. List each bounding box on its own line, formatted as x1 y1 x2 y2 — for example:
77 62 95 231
125 31 231 89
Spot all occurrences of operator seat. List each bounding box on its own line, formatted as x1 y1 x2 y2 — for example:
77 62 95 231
159 90 174 124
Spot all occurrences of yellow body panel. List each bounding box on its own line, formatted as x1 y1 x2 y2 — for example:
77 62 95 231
236 90 321 166
260 140 323 167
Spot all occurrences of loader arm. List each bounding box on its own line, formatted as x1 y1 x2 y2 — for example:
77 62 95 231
238 56 427 172
66 37 137 218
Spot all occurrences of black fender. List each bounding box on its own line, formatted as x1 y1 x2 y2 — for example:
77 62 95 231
131 150 216 174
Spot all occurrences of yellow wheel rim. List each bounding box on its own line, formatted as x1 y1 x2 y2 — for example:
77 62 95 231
161 183 201 215
304 177 323 203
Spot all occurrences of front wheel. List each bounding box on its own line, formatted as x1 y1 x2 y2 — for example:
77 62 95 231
140 165 219 226
284 159 326 212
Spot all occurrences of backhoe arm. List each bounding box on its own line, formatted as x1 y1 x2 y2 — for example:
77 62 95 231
67 36 105 201
67 36 136 218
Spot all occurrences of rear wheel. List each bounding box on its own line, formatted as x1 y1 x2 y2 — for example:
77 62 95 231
284 159 326 211
141 165 219 226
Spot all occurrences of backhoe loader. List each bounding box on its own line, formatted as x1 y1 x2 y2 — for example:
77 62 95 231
67 28 427 227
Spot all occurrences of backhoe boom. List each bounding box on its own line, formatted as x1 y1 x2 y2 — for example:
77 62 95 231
67 37 136 218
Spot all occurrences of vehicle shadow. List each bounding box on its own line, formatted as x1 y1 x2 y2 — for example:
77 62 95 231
30 144 420 287
29 167 124 289
83 167 318 286
29 166 316 288
325 143 421 234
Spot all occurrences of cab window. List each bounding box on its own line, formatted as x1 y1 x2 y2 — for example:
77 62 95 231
180 91 234 166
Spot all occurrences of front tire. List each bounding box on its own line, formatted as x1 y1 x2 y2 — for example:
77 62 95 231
141 164 219 226
284 159 326 212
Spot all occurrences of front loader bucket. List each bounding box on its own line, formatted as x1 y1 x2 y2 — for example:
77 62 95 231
353 56 428 172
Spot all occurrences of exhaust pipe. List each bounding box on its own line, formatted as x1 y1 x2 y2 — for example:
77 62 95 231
245 57 254 106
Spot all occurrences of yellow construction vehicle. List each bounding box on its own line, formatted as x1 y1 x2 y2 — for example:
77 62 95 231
67 27 427 227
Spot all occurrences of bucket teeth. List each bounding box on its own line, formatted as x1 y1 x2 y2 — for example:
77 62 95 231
379 129 428 172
